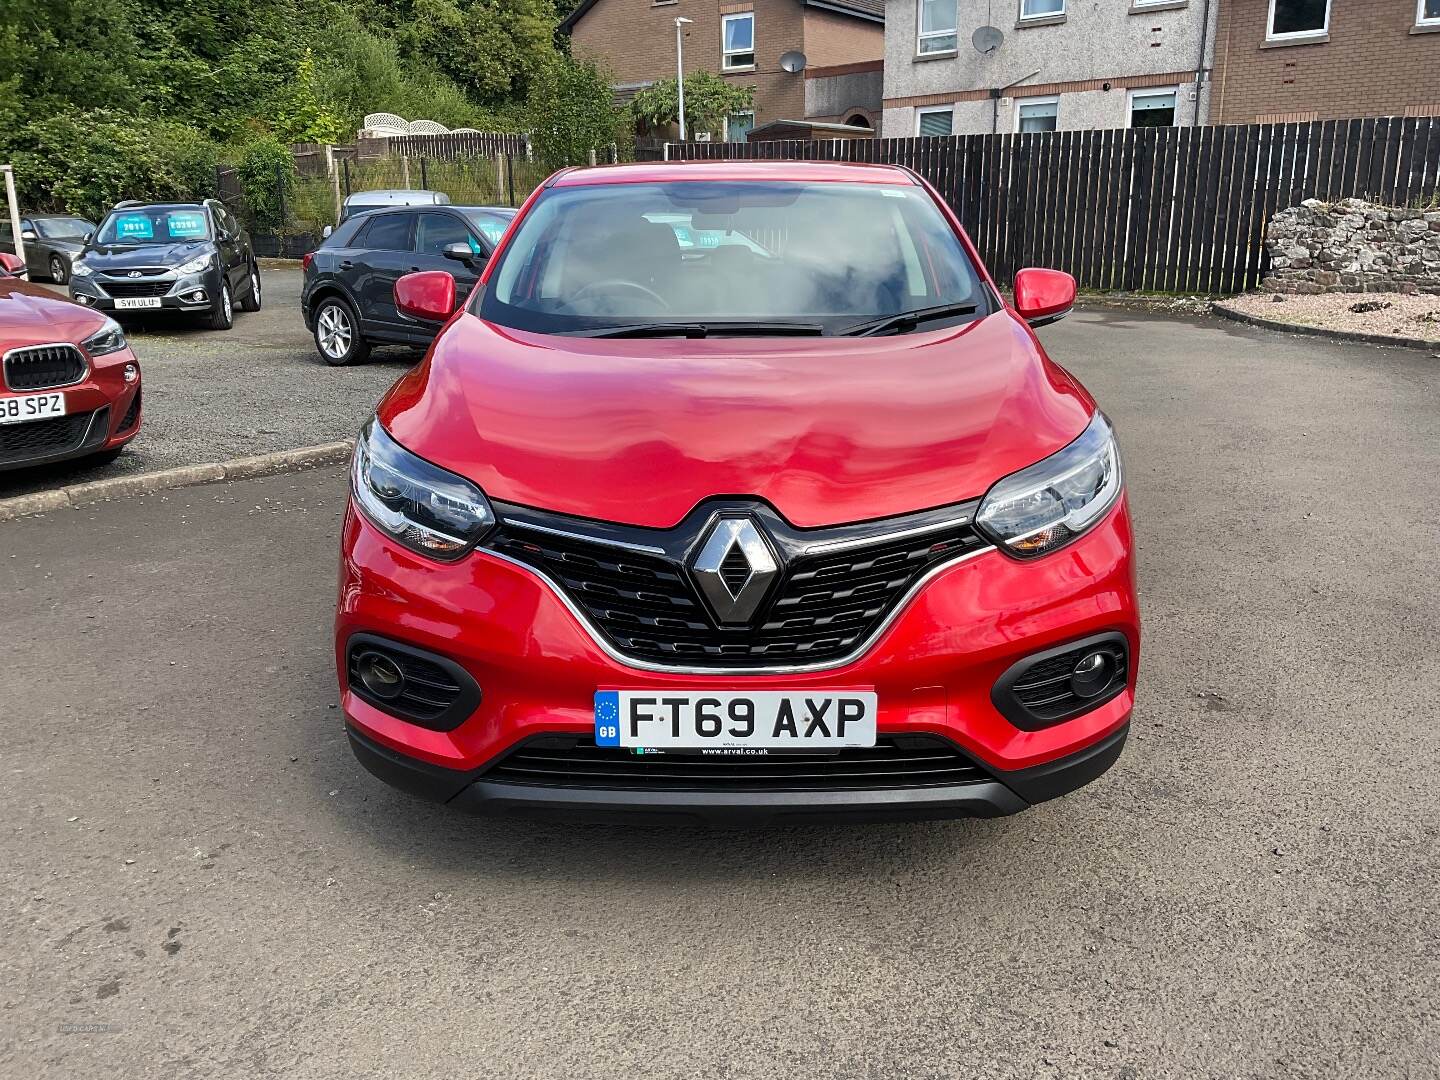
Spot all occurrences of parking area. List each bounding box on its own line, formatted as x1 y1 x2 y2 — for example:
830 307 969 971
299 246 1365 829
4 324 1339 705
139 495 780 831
3 309 1437 1078
0 267 410 499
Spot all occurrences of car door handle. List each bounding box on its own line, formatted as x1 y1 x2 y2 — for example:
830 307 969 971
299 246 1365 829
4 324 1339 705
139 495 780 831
340 260 354 269
409 265 421 272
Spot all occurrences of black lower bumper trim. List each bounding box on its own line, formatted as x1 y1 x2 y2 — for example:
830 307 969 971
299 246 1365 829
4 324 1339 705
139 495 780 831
347 722 1128 824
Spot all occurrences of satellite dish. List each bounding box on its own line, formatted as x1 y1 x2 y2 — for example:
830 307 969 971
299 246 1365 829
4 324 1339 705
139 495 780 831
780 50 807 74
972 25 1004 54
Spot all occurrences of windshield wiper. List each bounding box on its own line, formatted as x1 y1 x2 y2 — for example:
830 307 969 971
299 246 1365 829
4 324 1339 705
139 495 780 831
565 321 825 339
838 302 980 338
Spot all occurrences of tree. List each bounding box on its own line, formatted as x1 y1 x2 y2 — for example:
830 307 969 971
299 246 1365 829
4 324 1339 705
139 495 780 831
631 72 755 139
525 56 628 171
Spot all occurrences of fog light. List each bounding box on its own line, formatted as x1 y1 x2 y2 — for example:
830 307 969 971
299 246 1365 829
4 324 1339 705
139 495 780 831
1070 650 1114 699
75 294 93 305
355 651 405 701
123 363 139 384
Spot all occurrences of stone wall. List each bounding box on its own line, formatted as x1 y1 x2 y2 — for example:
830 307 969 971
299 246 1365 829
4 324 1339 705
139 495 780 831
1264 199 1440 295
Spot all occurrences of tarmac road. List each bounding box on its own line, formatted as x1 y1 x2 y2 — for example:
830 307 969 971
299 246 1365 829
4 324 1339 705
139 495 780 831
1 310 1437 1079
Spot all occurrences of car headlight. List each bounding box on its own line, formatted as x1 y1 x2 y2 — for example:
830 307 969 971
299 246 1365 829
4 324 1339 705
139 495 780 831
351 418 495 560
976 413 1122 558
70 259 93 277
81 318 128 356
175 253 213 275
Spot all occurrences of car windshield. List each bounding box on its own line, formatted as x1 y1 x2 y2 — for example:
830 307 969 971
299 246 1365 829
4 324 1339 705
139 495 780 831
34 216 94 239
462 209 514 247
96 208 212 245
479 180 988 335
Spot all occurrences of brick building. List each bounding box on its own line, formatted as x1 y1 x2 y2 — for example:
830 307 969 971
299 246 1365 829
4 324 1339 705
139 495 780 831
1210 0 1440 124
562 0 886 139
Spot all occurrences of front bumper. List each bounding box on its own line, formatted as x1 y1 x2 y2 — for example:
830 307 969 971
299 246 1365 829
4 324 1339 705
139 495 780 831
70 268 220 314
0 359 141 472
337 497 1139 820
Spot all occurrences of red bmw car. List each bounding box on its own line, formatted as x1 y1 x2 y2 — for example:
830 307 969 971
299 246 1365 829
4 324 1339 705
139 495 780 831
1 258 142 473
336 161 1138 824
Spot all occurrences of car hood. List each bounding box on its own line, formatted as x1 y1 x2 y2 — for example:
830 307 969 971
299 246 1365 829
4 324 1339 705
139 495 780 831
0 278 107 347
82 241 212 270
38 237 87 253
378 310 1096 529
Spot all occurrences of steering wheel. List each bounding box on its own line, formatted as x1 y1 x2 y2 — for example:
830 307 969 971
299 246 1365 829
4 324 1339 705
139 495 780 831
571 279 669 311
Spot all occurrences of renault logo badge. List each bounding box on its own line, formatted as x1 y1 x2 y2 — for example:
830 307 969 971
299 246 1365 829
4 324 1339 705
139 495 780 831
690 517 779 625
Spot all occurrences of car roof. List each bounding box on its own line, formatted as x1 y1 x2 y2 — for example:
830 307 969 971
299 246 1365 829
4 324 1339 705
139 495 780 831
343 190 447 203
549 160 919 188
451 205 516 215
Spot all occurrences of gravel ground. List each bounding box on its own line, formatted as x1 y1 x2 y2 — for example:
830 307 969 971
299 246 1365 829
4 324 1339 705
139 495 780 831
1220 290 1440 344
2 309 1439 1078
0 268 414 499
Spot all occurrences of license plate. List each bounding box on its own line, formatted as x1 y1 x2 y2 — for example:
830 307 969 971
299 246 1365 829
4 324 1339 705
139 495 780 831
0 392 66 425
113 297 162 309
594 691 877 750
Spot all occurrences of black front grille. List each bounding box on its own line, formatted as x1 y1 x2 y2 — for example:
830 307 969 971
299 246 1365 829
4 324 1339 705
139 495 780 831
4 344 86 390
100 280 172 298
491 514 988 669
0 409 97 462
483 735 991 792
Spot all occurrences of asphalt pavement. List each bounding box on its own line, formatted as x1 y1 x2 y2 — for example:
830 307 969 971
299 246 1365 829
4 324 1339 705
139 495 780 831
1 310 1437 1079
0 269 410 499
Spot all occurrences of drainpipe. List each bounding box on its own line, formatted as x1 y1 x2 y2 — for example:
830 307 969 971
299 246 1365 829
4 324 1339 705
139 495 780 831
991 69 1042 134
1192 0 1213 126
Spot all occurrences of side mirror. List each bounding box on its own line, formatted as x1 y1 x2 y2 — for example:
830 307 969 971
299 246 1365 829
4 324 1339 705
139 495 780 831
20 230 36 241
322 224 334 239
1013 268 1077 327
0 252 27 277
443 241 485 269
83 231 93 243
395 270 457 322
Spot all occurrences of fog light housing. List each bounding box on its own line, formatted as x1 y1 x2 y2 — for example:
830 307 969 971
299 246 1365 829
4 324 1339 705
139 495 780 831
991 632 1130 730
183 289 207 304
123 363 139 384
344 634 481 731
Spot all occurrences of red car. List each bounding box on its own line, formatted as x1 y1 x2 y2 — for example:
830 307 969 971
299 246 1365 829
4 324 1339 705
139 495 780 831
1 256 141 472
336 161 1137 823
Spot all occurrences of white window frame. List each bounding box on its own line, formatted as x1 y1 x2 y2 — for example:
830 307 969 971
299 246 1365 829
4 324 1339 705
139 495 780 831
916 0 959 54
1018 0 1065 22
915 104 955 136
1418 0 1440 26
1127 87 1179 128
721 12 756 71
1014 95 1060 133
1265 0 1330 41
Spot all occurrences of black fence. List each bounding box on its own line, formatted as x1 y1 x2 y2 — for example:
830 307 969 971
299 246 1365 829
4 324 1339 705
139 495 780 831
670 116 1440 294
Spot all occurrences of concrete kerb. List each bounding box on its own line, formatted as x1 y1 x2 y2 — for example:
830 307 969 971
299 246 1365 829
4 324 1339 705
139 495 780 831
0 440 354 523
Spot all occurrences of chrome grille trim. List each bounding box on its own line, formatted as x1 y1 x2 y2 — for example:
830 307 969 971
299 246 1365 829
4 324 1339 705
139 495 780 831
2 342 89 391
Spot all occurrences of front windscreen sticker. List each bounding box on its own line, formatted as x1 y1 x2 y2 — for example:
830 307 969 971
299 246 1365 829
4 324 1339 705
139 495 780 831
166 212 207 239
114 215 155 240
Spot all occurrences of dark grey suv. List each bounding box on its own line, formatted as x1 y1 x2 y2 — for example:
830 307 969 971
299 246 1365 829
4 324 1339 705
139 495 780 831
69 200 260 330
301 204 514 365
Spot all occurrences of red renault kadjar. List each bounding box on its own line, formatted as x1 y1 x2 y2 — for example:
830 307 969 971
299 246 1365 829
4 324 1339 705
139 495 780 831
335 161 1138 823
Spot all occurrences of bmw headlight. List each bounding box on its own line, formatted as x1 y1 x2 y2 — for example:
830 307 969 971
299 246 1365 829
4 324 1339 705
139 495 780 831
351 418 495 560
81 318 128 356
70 259 93 277
976 413 1122 558
175 253 213 275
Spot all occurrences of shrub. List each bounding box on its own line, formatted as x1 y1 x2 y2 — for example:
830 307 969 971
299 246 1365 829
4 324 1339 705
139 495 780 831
525 56 628 171
631 72 755 140
233 134 299 233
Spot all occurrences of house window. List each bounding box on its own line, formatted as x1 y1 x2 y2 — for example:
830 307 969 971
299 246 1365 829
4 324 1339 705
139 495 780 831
916 105 954 136
722 13 755 69
1019 0 1064 21
1016 97 1059 132
1267 0 1328 39
917 0 958 53
1419 0 1440 25
1129 88 1177 127
726 111 755 142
